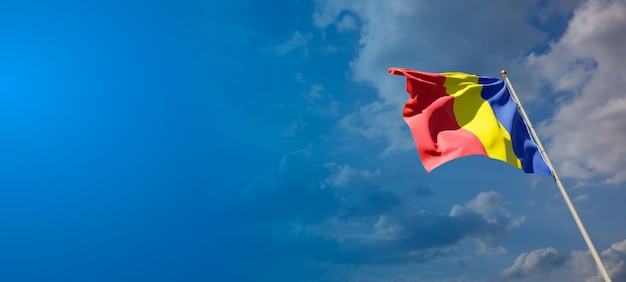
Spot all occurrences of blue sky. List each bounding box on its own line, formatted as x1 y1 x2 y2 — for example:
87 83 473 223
2 0 626 281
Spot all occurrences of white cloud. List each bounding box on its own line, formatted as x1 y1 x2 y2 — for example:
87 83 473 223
528 0 626 184
500 247 568 280
275 31 313 55
464 191 509 216
314 0 548 156
450 191 515 222
572 239 626 282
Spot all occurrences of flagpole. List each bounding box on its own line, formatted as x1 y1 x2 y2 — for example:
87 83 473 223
501 70 612 282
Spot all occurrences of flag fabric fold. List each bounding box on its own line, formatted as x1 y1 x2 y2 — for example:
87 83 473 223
389 67 552 175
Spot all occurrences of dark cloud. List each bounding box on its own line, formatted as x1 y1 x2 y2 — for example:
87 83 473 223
361 189 403 215
212 148 525 280
339 202 515 265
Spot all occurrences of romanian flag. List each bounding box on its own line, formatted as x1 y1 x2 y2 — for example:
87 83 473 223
389 68 552 175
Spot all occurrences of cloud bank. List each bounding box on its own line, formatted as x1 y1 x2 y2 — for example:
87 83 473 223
315 0 626 185
529 0 626 184
218 148 527 280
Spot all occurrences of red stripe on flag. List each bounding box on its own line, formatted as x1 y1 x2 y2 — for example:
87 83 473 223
391 68 488 172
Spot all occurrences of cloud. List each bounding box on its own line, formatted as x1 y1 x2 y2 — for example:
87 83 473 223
232 146 342 224
337 101 415 156
533 0 586 28
299 82 340 117
305 84 324 103
336 14 357 32
314 0 548 156
295 72 306 83
280 120 307 138
329 191 522 263
499 247 568 280
462 191 509 217
303 191 524 266
449 192 525 247
275 31 313 55
317 0 549 99
573 194 590 202
324 162 381 188
571 239 626 282
527 0 626 184
221 150 526 279
315 0 626 185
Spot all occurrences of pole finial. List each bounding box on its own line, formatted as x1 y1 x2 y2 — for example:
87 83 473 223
501 70 508 77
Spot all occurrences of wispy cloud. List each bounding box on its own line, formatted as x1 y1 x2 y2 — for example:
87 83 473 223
305 84 324 103
297 77 340 117
336 14 357 32
573 194 590 202
324 162 381 188
275 31 313 55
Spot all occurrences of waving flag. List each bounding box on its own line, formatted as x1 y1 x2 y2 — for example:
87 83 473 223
389 68 551 175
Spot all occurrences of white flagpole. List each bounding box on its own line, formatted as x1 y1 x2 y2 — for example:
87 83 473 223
501 70 612 282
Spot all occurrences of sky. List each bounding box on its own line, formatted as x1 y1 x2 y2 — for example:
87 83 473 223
1 0 626 281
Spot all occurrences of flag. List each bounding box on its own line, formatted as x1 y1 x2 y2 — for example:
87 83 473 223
389 68 552 175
